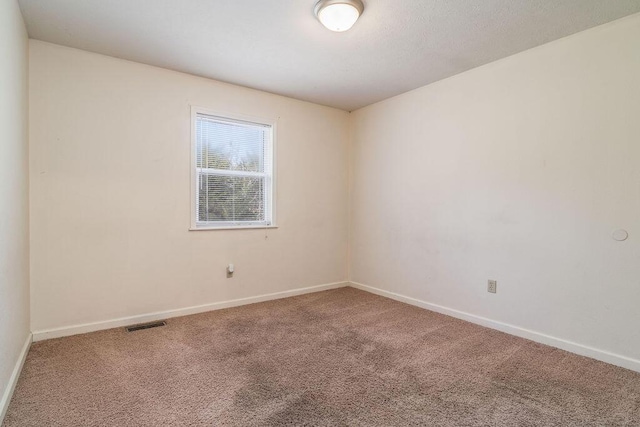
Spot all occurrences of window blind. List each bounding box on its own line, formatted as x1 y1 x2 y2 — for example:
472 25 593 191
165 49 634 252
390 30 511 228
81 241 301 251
195 113 273 227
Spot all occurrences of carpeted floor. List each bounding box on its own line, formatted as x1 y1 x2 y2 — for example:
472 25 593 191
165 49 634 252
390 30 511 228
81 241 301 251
4 288 640 426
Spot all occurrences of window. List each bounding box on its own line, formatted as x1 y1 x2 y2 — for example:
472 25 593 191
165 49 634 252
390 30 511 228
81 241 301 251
191 108 275 229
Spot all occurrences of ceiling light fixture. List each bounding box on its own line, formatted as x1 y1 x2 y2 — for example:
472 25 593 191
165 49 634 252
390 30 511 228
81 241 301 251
314 0 364 32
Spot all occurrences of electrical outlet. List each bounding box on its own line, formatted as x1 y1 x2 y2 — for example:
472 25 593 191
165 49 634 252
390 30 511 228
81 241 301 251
488 280 497 293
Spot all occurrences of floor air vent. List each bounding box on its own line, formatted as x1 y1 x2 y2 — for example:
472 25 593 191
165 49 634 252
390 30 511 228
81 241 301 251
126 321 167 332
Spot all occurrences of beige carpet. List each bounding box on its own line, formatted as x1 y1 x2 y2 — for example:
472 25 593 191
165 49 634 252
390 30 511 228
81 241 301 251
4 288 640 426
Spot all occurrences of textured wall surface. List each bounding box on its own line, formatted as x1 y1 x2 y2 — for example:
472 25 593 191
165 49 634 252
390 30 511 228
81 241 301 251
350 14 640 361
29 41 350 331
0 0 30 421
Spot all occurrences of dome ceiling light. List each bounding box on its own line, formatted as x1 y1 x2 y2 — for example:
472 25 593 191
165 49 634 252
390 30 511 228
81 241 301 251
314 0 364 32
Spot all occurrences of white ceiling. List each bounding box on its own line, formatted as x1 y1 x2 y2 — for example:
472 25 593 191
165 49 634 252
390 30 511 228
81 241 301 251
18 0 640 111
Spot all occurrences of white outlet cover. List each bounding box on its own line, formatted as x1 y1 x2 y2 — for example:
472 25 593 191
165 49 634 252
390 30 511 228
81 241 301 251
488 280 497 293
612 229 629 241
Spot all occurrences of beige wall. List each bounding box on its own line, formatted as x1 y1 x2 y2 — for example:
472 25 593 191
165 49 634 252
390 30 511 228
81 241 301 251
350 14 640 362
29 41 350 332
0 0 30 419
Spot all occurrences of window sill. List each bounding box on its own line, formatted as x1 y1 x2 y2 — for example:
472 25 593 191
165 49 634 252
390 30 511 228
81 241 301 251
189 225 279 231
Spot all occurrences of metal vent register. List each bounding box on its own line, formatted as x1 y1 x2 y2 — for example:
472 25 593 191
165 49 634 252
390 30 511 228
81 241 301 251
125 321 167 332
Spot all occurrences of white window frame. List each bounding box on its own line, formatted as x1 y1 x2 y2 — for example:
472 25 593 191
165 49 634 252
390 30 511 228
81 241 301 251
190 106 277 231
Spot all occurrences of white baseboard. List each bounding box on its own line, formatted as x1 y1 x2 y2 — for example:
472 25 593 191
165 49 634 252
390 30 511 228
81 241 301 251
0 333 32 424
32 281 348 342
30 280 640 372
349 281 640 373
